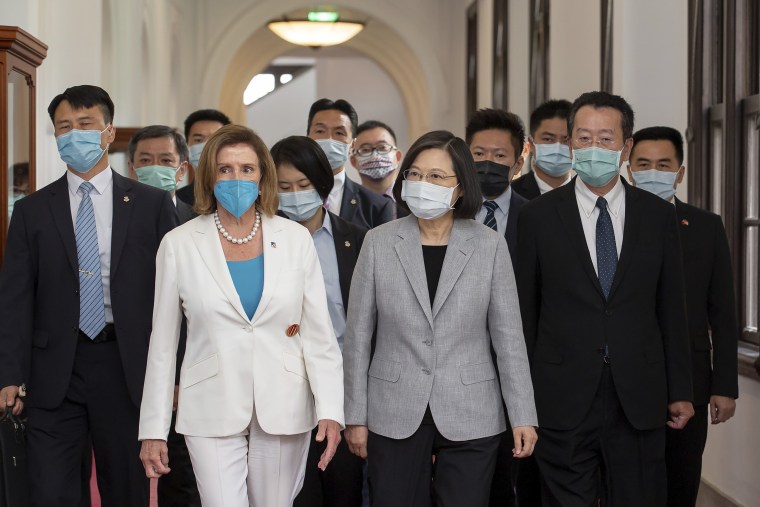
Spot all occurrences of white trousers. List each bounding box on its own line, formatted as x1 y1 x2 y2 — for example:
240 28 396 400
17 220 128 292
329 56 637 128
184 408 311 507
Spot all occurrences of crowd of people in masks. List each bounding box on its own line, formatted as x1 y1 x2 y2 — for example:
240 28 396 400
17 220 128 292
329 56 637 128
0 84 738 507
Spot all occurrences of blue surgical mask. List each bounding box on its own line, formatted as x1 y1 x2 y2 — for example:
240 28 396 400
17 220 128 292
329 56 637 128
572 147 622 187
535 142 572 177
135 165 180 193
214 180 259 219
279 189 323 222
189 142 205 167
316 138 350 170
401 180 458 220
56 125 110 173
631 169 679 201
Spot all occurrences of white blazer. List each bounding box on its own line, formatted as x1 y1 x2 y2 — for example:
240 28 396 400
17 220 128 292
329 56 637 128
138 213 344 440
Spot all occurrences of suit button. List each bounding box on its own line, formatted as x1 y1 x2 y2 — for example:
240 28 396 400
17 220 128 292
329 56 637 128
423 340 432 346
74 289 79 295
422 368 431 375
605 310 612 316
72 325 78 332
246 326 253 332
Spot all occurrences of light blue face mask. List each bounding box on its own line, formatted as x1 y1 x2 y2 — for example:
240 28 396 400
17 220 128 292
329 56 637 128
56 125 110 173
535 142 572 177
214 180 259 219
631 169 679 201
572 146 622 187
316 138 350 170
134 165 180 193
279 189 323 222
189 142 205 167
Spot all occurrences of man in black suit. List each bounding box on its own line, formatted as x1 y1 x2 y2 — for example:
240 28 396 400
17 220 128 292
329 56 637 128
350 120 409 219
175 109 231 206
126 125 201 506
307 98 394 229
0 85 178 505
512 99 574 200
466 108 528 265
516 91 694 506
626 126 738 507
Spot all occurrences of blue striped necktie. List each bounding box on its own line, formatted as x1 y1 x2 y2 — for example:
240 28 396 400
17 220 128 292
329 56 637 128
596 196 618 300
483 200 498 231
76 182 106 339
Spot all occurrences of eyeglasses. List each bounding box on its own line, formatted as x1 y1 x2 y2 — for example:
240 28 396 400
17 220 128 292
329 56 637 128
354 143 396 157
573 135 622 150
403 169 457 185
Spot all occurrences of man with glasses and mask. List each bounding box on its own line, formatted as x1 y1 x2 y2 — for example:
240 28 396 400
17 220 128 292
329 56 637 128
516 91 694 506
513 99 574 200
307 98 394 229
350 120 408 219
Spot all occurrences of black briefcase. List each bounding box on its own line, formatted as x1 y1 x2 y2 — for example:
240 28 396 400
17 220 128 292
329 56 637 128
0 408 28 507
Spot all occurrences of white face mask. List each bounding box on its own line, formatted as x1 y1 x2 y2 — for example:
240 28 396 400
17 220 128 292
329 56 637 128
401 180 458 220
188 142 205 167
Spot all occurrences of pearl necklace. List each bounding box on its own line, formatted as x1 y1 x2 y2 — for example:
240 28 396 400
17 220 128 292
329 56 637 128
214 210 261 244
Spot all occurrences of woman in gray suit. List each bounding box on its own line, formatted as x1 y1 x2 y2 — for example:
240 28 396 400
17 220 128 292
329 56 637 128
343 130 538 507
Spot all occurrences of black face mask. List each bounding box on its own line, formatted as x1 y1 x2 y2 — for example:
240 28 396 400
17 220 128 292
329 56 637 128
475 160 511 197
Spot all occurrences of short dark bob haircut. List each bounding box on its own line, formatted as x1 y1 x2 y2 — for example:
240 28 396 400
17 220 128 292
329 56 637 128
270 136 334 201
393 130 482 219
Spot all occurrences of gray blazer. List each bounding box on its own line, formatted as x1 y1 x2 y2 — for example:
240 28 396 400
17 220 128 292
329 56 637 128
343 215 538 441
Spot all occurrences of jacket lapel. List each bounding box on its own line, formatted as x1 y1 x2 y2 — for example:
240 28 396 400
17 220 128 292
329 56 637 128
48 175 78 273
110 173 134 279
393 216 434 329
339 178 359 223
250 215 284 323
191 214 250 322
556 180 605 299
432 220 475 319
329 212 353 310
607 180 640 300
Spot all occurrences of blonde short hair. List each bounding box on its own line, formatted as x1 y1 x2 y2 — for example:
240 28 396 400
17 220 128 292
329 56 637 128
193 125 279 216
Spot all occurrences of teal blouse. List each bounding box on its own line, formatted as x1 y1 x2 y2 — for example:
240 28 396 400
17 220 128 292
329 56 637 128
226 255 264 320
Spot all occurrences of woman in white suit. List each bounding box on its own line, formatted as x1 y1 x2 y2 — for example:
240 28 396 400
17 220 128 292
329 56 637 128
138 125 344 507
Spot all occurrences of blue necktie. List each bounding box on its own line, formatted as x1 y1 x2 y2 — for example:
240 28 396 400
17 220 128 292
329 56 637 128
76 182 106 339
483 200 498 231
596 197 618 300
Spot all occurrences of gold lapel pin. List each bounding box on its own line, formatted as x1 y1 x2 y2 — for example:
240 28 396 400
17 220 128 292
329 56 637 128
350 198 357 205
123 196 130 203
344 241 351 247
286 324 300 337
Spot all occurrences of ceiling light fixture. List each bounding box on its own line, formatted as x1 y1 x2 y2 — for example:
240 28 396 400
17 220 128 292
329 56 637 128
268 10 365 48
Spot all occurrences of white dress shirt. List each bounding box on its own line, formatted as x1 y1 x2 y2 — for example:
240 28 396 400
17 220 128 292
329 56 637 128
327 169 346 213
534 165 572 195
475 187 512 237
575 175 625 275
67 168 114 323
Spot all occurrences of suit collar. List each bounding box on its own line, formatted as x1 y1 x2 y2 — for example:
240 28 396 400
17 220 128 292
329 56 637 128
49 175 78 272
432 220 476 318
110 172 135 279
606 178 640 300
329 212 355 310
340 178 359 218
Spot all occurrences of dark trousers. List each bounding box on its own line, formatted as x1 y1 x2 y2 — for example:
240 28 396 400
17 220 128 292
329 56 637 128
367 416 501 507
535 367 666 507
26 340 148 507
157 412 201 507
490 427 543 507
293 427 365 507
666 404 708 507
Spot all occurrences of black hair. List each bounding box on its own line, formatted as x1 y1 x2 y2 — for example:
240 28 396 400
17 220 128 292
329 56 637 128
356 120 397 145
529 99 572 136
465 108 525 159
127 125 189 164
568 91 635 140
183 109 231 140
631 126 684 165
270 136 334 201
393 130 482 219
307 98 359 137
48 85 114 125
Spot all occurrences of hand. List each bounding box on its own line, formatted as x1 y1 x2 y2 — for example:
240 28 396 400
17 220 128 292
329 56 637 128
344 424 368 459
512 426 538 458
0 385 24 416
709 395 736 424
667 400 695 430
315 419 342 470
172 385 179 412
139 439 171 478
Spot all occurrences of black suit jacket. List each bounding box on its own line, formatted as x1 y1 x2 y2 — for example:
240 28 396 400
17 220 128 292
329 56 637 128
504 190 527 264
511 171 541 200
0 171 178 408
176 183 195 207
674 199 738 405
328 212 367 309
516 177 692 431
340 178 394 229
176 197 196 224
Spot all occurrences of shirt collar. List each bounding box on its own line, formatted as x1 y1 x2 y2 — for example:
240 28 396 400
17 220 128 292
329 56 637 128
575 174 625 218
532 163 572 194
315 209 333 238
384 184 395 201
67 166 113 196
333 169 346 192
482 186 512 212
